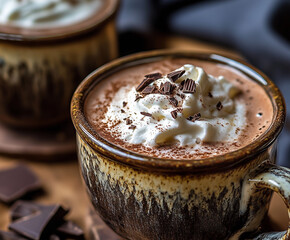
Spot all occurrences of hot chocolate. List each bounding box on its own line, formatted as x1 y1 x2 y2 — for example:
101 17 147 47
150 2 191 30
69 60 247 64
85 58 273 159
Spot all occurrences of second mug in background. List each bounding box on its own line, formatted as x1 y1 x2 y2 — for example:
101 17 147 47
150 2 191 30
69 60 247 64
0 0 119 128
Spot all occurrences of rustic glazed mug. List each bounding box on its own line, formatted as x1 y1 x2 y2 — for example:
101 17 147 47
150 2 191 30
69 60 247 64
0 0 119 128
71 50 290 240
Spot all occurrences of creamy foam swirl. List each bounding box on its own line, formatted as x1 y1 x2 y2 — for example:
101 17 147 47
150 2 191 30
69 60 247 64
104 64 246 148
0 0 102 28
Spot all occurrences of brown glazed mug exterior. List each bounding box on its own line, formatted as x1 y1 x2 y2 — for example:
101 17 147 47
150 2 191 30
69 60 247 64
0 0 119 128
71 50 290 240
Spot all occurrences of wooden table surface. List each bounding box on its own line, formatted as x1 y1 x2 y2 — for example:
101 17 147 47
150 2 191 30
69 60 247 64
0 36 288 239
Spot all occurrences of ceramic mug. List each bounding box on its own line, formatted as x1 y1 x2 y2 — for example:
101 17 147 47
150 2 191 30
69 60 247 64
0 0 119 128
71 50 290 240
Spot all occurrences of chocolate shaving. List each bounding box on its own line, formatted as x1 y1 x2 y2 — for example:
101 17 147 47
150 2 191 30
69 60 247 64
136 78 155 92
187 113 201 122
171 110 178 119
179 80 186 91
160 82 173 95
208 92 213 98
167 70 185 82
135 94 143 101
129 125 136 130
216 101 223 111
169 97 178 107
126 118 132 125
182 79 196 93
121 109 125 113
140 112 152 117
144 72 162 80
122 101 127 107
141 85 156 94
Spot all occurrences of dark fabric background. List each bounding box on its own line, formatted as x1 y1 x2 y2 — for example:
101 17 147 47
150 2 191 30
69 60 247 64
117 0 290 167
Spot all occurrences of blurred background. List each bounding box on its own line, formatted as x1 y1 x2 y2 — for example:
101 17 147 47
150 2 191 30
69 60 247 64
117 0 290 167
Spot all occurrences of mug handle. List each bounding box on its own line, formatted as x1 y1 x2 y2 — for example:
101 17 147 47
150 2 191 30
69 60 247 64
241 161 290 240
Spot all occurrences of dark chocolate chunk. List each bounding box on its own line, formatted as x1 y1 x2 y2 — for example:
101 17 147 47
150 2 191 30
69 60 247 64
208 92 213 98
167 70 185 82
140 112 152 117
128 125 136 130
182 79 196 93
216 101 223 111
144 72 162 80
0 230 27 240
0 165 41 203
122 102 127 107
187 113 201 122
141 85 156 95
169 97 178 107
171 110 178 119
9 203 68 240
160 82 173 95
56 221 84 240
125 118 132 125
136 78 155 92
10 201 40 221
179 80 185 91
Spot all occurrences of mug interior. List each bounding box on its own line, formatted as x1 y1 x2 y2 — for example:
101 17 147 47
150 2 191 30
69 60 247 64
71 50 285 173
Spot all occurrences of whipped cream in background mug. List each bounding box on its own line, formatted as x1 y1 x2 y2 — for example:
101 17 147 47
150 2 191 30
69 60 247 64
0 0 102 28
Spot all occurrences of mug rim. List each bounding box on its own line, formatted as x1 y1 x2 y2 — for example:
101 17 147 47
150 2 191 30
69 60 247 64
0 0 119 43
71 49 286 173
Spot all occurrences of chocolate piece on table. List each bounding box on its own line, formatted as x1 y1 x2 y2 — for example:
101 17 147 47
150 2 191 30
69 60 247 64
167 70 185 82
216 101 223 111
0 230 27 240
10 201 40 221
56 221 84 240
182 79 196 93
144 72 162 80
0 165 41 203
9 203 68 240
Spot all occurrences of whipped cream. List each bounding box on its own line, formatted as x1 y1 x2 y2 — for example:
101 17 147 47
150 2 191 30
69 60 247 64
104 64 246 148
0 0 102 28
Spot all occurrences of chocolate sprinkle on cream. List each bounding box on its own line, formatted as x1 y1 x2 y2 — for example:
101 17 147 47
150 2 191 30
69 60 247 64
187 113 201 122
136 78 155 92
142 85 156 94
169 97 178 107
122 101 127 107
167 70 185 82
121 109 125 113
216 101 223 111
144 72 162 80
182 79 196 93
126 118 132 125
140 112 152 117
171 110 178 119
129 125 136 130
